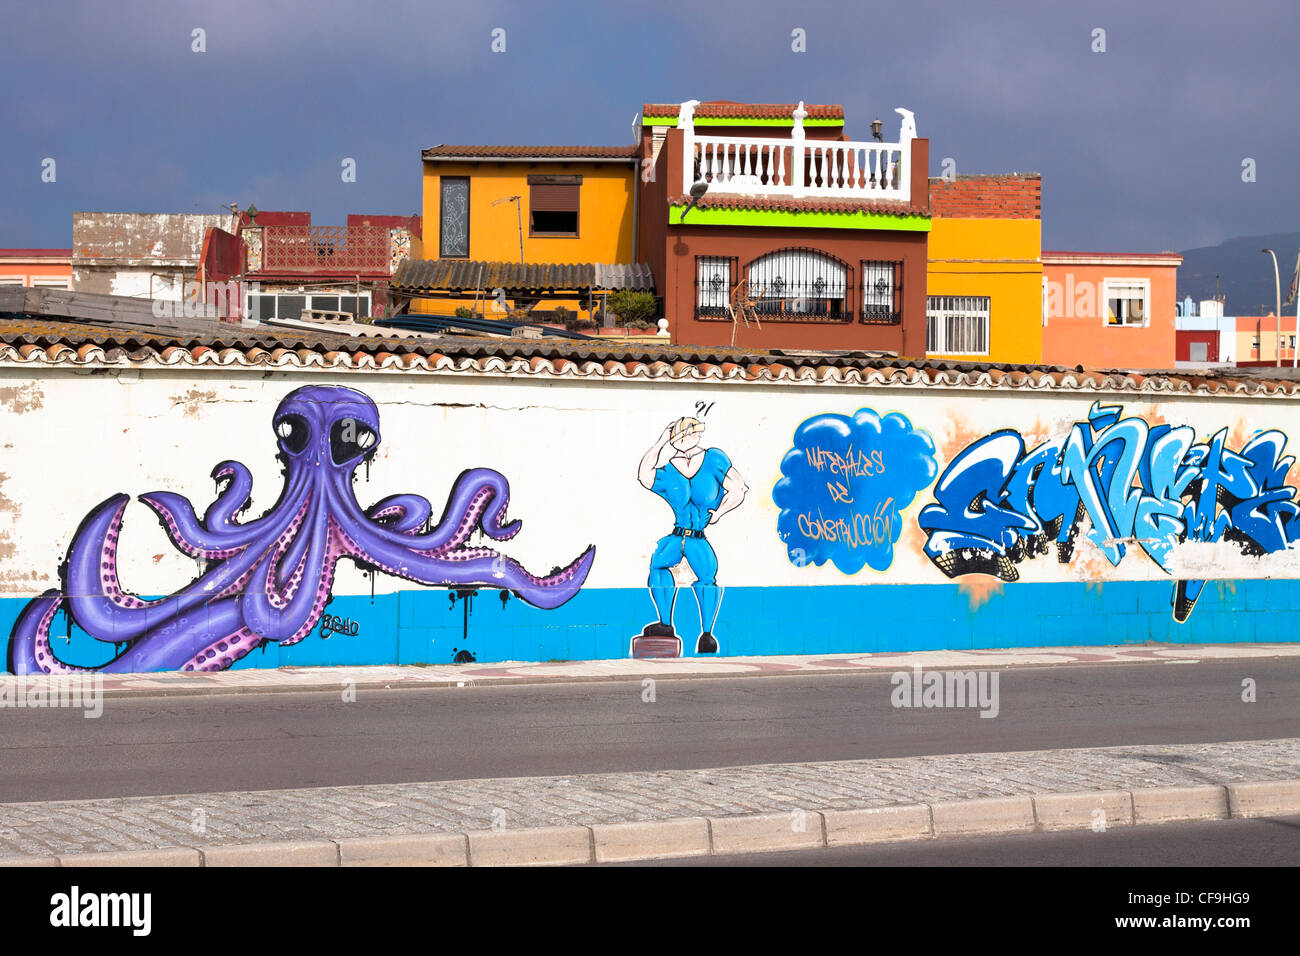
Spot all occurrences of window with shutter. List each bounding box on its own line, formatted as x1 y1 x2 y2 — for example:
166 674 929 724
528 175 580 236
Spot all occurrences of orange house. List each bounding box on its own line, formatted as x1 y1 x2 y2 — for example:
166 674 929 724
1041 251 1181 369
0 249 72 289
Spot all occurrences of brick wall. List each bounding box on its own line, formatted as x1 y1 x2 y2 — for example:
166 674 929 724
929 174 1041 219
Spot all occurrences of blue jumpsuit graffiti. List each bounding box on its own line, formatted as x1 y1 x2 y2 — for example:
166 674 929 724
917 401 1300 621
648 448 732 633
774 408 938 574
636 416 748 656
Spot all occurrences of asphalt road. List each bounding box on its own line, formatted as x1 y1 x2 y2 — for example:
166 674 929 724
1 659 1296 802
626 815 1300 867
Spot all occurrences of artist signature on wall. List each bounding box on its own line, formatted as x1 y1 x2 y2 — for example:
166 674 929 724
320 613 360 640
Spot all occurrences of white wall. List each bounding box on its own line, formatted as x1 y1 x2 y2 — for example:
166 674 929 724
1 365 1299 603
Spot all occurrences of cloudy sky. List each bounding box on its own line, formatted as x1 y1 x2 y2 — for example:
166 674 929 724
1 0 1295 252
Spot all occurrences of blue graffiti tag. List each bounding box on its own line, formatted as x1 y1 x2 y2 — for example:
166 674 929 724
774 408 938 574
917 401 1300 621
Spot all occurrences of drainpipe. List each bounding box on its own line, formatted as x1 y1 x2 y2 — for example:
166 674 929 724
631 156 639 267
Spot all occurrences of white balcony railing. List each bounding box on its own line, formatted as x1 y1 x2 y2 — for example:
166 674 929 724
678 101 916 202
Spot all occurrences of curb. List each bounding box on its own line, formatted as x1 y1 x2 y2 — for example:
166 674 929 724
5 778 1297 867
61 646 1300 702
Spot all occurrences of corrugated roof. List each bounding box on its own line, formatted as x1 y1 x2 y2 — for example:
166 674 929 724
670 194 929 217
593 262 656 290
392 259 654 293
422 145 639 160
643 102 844 121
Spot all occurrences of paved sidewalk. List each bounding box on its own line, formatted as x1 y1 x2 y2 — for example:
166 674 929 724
28 642 1300 699
1 738 1297 862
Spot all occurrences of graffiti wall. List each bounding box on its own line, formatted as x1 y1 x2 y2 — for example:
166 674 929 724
0 366 1297 673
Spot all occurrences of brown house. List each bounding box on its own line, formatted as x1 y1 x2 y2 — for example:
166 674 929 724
637 101 931 354
405 100 931 354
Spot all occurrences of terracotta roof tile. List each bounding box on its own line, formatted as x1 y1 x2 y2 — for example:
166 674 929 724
669 194 929 217
422 145 638 160
1 316 1296 398
643 102 844 121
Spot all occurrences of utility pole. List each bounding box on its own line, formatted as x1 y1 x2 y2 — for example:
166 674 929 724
1288 248 1300 369
1263 249 1282 368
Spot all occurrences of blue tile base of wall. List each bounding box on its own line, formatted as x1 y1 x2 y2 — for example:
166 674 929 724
1 578 1291 673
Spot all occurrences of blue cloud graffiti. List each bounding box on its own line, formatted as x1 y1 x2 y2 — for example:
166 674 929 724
774 408 938 574
917 401 1300 621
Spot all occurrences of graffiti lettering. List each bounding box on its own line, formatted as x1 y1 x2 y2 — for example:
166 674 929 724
795 499 895 549
775 409 937 574
320 613 360 640
918 402 1300 620
804 445 886 479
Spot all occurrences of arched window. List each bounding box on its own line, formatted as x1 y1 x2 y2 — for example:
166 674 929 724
745 248 850 322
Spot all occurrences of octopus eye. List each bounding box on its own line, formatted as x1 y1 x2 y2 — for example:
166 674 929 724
331 417 377 465
275 414 311 454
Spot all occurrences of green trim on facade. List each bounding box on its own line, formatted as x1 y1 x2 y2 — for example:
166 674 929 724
668 204 931 232
641 116 843 128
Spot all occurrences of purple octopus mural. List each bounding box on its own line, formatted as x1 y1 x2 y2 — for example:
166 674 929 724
7 385 595 674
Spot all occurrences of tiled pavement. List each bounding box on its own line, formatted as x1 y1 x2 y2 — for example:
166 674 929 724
1 738 1297 858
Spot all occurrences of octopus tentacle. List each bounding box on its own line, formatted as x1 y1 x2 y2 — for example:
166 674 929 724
333 468 521 556
241 498 331 643
366 494 433 535
140 464 310 556
66 488 313 642
328 478 594 610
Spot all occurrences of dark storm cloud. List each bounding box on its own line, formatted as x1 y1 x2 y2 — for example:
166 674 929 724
0 0 1294 250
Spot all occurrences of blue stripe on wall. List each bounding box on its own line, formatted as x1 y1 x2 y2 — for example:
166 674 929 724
0 577 1288 672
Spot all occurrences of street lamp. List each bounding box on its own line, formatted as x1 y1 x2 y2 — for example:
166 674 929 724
870 117 884 141
679 179 709 222
1263 249 1282 368
492 195 524 265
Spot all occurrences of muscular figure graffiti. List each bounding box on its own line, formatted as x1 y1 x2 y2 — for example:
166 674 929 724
634 416 747 657
918 401 1299 621
7 385 595 674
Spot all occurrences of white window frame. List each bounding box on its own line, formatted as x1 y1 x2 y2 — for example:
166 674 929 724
30 276 70 289
1102 277 1150 328
248 291 372 322
927 294 991 356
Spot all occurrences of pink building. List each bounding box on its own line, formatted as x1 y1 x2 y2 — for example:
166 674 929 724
1041 251 1182 369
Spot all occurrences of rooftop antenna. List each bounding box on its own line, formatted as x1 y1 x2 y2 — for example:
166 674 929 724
491 195 524 265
